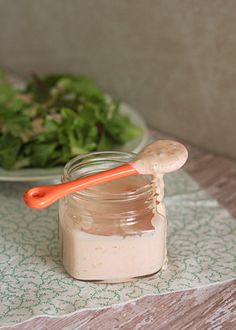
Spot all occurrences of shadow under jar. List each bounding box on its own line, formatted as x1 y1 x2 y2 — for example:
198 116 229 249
59 151 167 283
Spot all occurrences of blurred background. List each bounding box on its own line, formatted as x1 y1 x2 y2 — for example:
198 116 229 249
0 0 235 159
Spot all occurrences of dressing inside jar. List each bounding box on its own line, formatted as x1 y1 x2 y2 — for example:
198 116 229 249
59 151 167 283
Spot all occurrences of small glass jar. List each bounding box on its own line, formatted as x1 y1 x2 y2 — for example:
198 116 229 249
59 151 167 283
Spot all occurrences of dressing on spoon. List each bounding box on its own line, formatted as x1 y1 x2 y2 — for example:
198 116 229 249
131 139 188 175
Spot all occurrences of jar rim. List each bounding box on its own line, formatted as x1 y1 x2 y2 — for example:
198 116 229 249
62 151 154 200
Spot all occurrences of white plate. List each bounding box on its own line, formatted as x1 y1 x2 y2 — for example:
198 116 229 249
0 102 149 182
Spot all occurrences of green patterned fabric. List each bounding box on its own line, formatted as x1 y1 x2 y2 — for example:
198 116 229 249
0 171 235 327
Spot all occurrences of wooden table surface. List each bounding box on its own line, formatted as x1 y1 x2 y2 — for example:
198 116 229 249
3 134 236 330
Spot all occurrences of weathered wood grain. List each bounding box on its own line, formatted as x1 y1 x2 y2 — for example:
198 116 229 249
4 281 236 330
185 154 236 218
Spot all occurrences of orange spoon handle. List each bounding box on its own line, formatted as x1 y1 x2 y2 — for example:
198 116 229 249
23 163 138 209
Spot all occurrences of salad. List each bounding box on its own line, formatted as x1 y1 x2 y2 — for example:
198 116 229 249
0 71 141 170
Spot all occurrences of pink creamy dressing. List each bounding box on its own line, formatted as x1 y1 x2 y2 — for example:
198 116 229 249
59 140 188 282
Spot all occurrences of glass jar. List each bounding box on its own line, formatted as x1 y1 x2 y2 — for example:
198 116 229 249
59 151 167 283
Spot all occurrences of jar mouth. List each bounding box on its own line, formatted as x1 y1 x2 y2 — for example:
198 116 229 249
62 151 154 200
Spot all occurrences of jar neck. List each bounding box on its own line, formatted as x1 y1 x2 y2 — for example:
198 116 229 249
61 152 157 235
62 151 154 204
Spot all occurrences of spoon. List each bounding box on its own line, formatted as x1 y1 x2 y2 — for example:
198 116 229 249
23 140 188 209
23 163 137 209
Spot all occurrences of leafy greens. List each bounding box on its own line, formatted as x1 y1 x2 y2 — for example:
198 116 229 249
0 71 141 170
